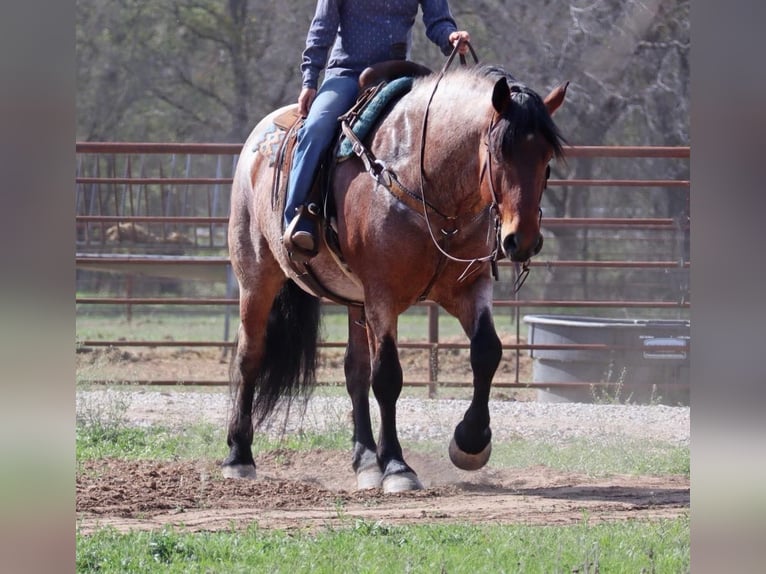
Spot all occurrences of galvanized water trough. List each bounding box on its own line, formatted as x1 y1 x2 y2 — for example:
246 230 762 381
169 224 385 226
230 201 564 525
523 314 690 405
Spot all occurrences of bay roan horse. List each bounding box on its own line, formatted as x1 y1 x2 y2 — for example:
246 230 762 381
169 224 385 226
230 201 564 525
223 66 567 492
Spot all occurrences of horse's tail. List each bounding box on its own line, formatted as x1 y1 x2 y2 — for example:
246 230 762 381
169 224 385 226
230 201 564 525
234 279 321 426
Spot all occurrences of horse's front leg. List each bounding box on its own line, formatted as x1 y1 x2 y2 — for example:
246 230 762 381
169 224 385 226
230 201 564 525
443 287 502 471
344 306 381 489
366 307 423 493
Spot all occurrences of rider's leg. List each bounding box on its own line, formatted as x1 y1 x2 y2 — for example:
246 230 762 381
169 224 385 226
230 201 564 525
284 75 359 251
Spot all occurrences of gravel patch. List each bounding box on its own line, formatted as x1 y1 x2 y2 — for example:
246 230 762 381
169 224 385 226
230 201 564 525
77 388 689 447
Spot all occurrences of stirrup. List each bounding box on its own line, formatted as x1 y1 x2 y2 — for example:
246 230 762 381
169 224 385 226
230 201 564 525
283 206 318 257
291 231 316 253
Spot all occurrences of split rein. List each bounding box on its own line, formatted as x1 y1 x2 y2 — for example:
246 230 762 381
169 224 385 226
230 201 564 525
418 41 531 292
346 41 534 292
415 41 500 285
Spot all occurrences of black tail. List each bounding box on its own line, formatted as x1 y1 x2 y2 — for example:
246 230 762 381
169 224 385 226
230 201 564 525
235 280 321 426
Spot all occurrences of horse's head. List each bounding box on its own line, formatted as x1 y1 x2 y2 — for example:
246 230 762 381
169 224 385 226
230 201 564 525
484 75 567 263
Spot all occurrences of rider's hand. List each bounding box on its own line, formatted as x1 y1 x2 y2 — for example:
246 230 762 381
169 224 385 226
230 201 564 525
298 87 317 117
449 31 471 55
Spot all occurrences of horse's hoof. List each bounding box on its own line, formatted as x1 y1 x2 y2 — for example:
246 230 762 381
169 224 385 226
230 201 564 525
449 436 492 471
354 446 383 489
357 466 383 490
221 463 257 479
382 472 423 493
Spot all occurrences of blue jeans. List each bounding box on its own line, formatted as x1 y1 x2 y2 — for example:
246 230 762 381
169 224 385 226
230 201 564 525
284 75 360 230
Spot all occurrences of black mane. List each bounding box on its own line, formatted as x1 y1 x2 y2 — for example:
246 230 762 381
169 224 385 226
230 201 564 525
477 65 566 161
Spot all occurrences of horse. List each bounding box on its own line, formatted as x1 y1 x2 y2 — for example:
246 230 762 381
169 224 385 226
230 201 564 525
222 64 567 492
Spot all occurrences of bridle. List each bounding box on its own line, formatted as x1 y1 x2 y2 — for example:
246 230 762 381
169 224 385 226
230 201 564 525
416 42 502 284
344 42 549 292
417 43 549 292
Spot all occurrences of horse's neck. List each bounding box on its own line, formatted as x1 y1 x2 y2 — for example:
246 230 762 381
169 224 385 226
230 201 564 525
380 94 489 214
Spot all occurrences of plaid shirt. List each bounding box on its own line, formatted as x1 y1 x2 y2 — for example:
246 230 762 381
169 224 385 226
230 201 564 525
301 0 458 89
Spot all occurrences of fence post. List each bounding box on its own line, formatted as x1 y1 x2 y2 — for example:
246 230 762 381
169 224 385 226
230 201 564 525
125 274 133 323
428 303 439 398
75 143 690 391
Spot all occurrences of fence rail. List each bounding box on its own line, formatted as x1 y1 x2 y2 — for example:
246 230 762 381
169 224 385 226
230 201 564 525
75 142 690 397
75 142 690 158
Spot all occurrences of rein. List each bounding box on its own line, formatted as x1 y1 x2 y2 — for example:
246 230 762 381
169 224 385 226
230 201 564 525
342 41 539 293
419 43 550 293
418 41 503 284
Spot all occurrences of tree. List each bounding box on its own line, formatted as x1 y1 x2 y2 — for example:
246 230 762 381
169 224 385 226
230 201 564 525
444 0 690 301
76 0 312 142
78 0 689 146
76 0 690 304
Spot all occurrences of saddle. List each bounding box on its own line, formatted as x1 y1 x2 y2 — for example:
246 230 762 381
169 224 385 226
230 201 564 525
270 60 432 304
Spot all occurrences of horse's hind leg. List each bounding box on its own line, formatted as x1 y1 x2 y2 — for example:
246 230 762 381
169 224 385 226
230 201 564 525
222 275 284 479
345 307 382 489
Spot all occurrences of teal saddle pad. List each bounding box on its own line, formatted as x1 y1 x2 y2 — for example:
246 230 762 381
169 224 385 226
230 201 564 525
337 76 414 159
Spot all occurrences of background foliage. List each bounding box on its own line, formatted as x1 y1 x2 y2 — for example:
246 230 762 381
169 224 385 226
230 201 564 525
76 0 689 146
76 0 690 305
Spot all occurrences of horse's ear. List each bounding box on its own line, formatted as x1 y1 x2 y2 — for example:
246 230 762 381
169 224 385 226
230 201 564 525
492 78 511 114
543 81 569 116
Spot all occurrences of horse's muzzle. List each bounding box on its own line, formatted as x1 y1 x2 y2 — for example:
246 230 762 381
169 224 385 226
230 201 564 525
502 232 544 262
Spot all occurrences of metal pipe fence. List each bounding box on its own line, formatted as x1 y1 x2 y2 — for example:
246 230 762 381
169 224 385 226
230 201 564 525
75 142 690 397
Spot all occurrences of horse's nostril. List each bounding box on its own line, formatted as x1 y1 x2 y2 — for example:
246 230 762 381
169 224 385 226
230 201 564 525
503 233 518 256
503 231 542 261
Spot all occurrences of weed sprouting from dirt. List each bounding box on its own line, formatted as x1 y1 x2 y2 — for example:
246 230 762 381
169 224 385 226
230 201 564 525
76 387 132 434
591 362 632 405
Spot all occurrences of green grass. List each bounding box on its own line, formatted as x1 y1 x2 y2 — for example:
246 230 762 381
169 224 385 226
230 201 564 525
75 307 524 344
75 390 350 462
489 437 689 477
76 392 689 572
76 386 688 476
77 304 689 349
75 416 688 479
76 422 353 462
76 308 231 343
400 436 689 478
76 422 223 462
76 517 690 573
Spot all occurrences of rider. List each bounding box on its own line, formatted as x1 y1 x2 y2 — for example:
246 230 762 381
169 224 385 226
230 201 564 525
284 0 471 254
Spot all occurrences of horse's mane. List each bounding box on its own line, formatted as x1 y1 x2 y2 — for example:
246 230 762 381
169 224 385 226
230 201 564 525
474 65 567 162
404 64 566 164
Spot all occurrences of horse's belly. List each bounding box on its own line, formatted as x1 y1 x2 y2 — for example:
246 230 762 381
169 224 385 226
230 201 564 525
285 250 365 305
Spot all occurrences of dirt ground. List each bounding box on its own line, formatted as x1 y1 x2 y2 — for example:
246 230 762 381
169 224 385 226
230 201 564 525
76 346 689 533
76 451 689 534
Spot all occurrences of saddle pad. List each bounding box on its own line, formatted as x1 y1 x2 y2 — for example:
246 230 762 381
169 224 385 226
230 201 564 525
338 76 414 159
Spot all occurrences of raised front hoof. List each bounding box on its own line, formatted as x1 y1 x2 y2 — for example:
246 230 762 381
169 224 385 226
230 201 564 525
221 463 257 480
449 436 492 471
382 471 423 493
